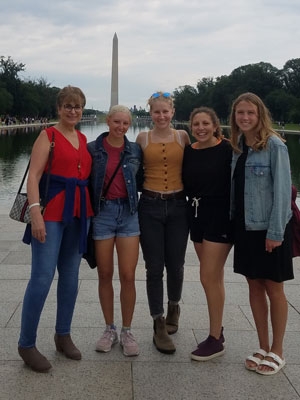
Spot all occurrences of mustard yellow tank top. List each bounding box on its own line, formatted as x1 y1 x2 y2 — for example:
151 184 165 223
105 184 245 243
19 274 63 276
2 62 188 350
143 130 184 192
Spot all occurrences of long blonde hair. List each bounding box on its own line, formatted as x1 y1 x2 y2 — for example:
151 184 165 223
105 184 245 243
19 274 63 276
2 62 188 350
229 92 284 153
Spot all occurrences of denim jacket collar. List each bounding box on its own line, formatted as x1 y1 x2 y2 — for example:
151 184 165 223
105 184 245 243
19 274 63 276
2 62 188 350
95 131 132 154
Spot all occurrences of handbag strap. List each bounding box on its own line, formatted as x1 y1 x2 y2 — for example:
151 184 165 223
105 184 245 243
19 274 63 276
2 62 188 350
40 131 55 207
17 161 30 194
101 152 125 199
17 130 55 202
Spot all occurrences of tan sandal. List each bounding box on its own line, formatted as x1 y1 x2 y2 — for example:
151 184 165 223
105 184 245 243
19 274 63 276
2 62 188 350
245 348 267 371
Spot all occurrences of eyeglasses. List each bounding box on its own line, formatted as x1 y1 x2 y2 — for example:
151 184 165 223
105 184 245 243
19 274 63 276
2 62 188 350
63 104 83 112
151 92 171 99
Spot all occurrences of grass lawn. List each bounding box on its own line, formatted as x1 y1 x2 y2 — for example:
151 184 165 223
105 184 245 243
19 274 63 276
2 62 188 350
273 123 300 131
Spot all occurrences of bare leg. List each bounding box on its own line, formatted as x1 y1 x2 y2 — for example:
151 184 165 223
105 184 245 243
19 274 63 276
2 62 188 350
194 240 231 339
116 236 139 327
257 280 287 373
95 238 115 325
245 278 270 369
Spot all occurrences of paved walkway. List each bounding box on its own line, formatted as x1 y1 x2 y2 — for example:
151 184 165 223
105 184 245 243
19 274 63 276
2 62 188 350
1 203 300 400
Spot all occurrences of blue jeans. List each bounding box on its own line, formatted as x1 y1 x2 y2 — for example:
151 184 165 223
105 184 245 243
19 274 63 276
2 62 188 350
138 195 189 317
19 218 83 348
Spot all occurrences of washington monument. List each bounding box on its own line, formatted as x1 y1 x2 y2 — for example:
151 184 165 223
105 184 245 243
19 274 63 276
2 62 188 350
110 33 118 108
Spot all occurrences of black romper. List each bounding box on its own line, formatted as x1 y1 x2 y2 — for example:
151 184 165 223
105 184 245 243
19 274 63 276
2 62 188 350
232 144 294 282
182 140 232 243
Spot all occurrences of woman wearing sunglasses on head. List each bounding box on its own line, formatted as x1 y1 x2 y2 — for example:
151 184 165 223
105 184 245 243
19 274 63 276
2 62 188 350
136 91 190 354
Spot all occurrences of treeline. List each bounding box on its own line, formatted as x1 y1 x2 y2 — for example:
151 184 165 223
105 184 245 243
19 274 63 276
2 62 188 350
1 56 300 123
173 59 300 123
0 56 59 119
0 56 98 120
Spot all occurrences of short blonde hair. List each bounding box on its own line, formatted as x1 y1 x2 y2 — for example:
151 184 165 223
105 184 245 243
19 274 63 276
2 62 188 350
107 105 132 123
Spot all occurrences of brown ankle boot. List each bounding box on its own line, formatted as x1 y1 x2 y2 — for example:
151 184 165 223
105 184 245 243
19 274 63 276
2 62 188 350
18 346 52 372
153 317 176 354
166 302 180 335
54 334 81 360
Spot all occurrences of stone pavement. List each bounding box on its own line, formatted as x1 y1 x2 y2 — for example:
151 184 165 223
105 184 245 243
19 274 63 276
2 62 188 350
1 203 300 400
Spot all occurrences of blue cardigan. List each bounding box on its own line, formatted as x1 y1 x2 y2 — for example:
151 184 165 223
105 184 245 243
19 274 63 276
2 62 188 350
23 173 89 253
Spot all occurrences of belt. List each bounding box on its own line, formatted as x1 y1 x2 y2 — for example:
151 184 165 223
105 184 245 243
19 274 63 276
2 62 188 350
142 189 186 200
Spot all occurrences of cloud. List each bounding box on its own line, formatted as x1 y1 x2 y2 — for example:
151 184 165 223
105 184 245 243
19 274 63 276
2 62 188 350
1 0 300 111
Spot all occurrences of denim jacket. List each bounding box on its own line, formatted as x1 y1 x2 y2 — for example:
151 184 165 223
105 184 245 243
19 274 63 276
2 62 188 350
230 134 292 241
88 132 143 215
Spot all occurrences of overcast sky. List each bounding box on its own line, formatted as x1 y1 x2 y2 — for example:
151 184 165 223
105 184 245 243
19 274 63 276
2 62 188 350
1 0 299 111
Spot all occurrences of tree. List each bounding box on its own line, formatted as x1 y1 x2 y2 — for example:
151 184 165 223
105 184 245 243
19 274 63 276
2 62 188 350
210 75 234 122
173 60 300 123
33 79 59 117
229 62 283 99
288 98 300 123
196 77 215 106
0 56 59 118
18 82 41 117
173 85 199 120
0 56 26 115
0 56 25 80
282 58 300 97
264 90 296 122
0 86 13 113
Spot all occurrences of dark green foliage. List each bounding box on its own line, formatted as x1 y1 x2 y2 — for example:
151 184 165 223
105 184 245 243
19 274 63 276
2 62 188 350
173 59 300 123
0 56 59 119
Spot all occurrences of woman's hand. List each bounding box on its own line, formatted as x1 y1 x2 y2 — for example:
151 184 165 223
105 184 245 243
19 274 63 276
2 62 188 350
30 207 47 243
265 238 282 253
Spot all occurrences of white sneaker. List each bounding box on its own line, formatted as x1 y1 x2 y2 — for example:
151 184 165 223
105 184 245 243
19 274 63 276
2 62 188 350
120 330 139 357
96 327 118 352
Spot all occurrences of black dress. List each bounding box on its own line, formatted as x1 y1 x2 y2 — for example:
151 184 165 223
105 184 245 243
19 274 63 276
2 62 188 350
233 144 294 282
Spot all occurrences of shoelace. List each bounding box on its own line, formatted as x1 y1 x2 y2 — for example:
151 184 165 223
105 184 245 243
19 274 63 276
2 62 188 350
103 329 116 342
122 331 135 344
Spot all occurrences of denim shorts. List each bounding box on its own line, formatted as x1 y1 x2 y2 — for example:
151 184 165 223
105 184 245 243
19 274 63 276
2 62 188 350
93 198 140 240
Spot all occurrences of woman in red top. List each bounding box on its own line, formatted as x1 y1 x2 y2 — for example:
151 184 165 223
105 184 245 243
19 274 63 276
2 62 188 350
18 86 93 373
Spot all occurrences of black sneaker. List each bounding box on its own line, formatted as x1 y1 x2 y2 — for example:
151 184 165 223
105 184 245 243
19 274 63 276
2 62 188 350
191 334 225 361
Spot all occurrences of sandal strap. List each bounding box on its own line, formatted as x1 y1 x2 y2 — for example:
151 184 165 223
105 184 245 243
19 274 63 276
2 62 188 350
245 349 267 367
255 348 267 358
267 352 284 366
246 355 263 366
259 359 278 371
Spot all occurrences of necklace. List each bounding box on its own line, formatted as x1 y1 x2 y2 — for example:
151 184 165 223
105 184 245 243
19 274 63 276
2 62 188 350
76 136 82 171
